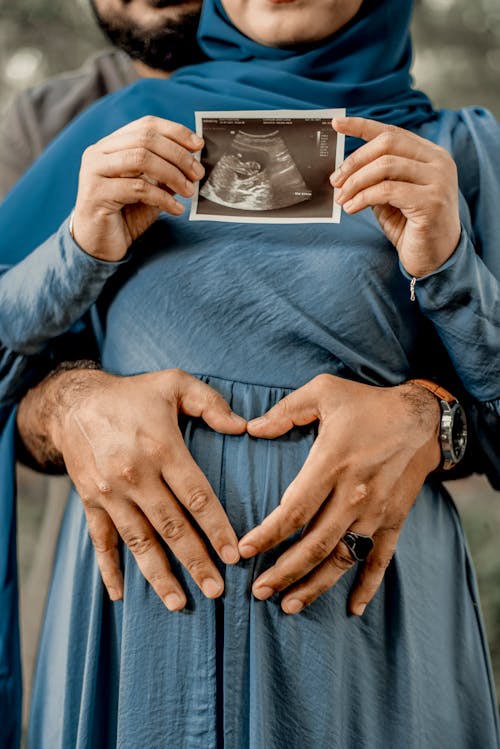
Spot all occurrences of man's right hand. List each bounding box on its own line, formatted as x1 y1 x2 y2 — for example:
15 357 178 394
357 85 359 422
17 367 246 611
72 116 205 261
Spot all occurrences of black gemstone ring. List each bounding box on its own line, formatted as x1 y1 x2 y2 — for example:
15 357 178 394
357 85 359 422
342 531 374 562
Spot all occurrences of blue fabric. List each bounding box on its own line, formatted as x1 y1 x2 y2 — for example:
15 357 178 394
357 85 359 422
0 409 21 749
0 0 499 744
24 207 500 746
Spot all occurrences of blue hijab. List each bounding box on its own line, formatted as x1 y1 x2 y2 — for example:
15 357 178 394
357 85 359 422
0 0 433 265
0 2 434 744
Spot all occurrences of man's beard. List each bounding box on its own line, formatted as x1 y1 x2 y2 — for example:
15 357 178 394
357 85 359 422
89 1 205 72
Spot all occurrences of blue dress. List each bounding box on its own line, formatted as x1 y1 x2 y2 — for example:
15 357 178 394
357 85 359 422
0 0 499 742
1 106 498 746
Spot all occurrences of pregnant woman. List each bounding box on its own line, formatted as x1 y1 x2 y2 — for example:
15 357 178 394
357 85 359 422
0 0 499 746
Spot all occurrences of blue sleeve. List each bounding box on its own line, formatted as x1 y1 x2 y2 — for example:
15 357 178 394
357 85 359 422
0 217 128 431
402 108 500 486
0 217 126 355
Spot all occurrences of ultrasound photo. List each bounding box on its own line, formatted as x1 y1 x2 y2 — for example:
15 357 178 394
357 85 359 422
189 109 345 224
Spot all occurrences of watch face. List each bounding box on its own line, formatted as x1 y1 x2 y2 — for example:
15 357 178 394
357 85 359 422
451 403 467 462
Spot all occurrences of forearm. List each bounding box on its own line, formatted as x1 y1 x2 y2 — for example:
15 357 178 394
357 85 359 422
402 226 500 402
0 217 126 355
16 360 101 472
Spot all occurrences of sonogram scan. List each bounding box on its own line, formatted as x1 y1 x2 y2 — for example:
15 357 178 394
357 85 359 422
190 109 345 223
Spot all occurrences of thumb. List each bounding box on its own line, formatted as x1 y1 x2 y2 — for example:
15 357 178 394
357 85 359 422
179 374 247 434
248 386 319 439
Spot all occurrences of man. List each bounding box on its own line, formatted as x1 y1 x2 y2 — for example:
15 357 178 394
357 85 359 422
0 0 203 198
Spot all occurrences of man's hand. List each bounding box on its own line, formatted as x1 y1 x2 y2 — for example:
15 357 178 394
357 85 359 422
17 367 246 610
73 116 205 261
239 375 441 616
331 117 461 278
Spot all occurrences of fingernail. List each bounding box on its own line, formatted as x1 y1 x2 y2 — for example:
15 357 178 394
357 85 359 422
343 199 354 211
351 602 366 616
192 160 205 178
202 577 224 598
184 179 194 195
239 542 258 558
336 188 343 200
253 585 274 600
165 592 184 611
189 133 204 148
282 598 303 614
108 587 122 601
221 544 240 564
173 201 184 215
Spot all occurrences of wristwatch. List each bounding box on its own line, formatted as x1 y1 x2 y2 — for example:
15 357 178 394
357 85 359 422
408 378 468 470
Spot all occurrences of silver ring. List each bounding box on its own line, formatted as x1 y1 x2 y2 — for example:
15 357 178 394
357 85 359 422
342 531 374 562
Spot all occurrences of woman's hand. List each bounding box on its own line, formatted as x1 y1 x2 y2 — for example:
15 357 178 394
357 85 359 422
17 367 246 610
238 375 441 616
72 116 205 261
331 117 461 278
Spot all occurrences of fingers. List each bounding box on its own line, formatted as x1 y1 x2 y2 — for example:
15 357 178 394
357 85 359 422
334 155 430 207
279 537 362 615
339 180 427 216
111 503 188 611
250 499 347 601
103 115 204 153
84 505 124 601
332 116 434 158
247 380 321 439
348 527 400 616
91 176 187 216
85 497 187 611
89 148 198 200
159 432 241 565
96 116 205 186
239 430 338 557
176 373 247 435
331 117 447 188
133 482 226 598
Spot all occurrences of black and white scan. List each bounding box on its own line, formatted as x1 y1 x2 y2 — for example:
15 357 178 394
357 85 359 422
190 109 345 223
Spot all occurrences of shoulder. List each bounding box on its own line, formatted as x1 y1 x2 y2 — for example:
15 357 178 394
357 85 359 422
0 50 138 198
5 50 137 153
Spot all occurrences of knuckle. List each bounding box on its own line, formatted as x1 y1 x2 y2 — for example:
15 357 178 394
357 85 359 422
184 487 211 513
286 503 309 530
96 479 113 497
371 553 393 572
313 372 333 389
81 146 94 166
143 439 166 463
380 130 395 151
186 557 208 577
306 537 332 565
90 533 115 554
122 531 155 556
380 154 395 172
130 147 149 170
157 517 185 542
330 546 355 571
131 178 147 196
121 464 139 485
348 482 369 507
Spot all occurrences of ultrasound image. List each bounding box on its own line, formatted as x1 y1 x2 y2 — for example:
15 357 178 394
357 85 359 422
191 110 345 223
200 130 312 211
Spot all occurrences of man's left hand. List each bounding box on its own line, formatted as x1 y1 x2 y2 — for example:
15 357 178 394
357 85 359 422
239 375 441 616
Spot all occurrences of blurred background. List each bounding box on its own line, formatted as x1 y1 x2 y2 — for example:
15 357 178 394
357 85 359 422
0 0 499 728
